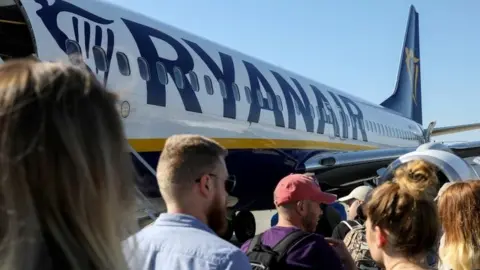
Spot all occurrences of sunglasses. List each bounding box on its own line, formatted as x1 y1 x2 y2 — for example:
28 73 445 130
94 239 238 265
195 173 236 194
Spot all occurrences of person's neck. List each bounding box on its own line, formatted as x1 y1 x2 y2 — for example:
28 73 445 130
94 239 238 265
276 217 304 231
167 205 208 226
384 255 425 270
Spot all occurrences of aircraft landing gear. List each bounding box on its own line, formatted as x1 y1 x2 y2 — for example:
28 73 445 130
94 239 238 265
221 210 256 243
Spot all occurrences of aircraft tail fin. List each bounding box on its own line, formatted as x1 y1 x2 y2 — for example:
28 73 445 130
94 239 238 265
381 5 422 125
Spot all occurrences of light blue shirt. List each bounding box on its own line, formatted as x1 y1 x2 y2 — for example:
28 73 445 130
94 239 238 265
123 213 251 270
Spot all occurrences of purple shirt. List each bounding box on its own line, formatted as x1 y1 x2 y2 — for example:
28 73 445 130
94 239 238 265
240 226 344 269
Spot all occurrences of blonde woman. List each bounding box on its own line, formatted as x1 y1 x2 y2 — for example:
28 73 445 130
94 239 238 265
437 180 480 270
0 59 137 270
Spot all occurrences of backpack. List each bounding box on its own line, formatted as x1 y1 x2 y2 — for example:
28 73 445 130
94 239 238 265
342 220 381 270
245 230 311 270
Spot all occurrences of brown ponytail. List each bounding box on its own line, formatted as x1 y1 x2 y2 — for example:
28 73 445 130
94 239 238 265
365 160 439 258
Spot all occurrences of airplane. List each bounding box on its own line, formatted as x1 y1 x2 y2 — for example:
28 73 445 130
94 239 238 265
2 0 480 242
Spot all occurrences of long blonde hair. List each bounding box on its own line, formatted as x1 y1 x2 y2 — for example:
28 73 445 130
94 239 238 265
438 180 480 270
0 59 137 270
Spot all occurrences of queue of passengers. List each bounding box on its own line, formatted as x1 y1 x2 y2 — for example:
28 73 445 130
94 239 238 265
0 58 479 270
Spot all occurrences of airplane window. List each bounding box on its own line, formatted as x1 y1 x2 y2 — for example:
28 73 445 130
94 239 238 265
115 52 130 76
137 57 150 81
156 62 168 85
276 95 283 111
309 104 315 119
204 75 214 95
266 92 274 109
244 86 252 104
256 89 264 107
173 66 184 89
219 79 227 99
232 83 240 101
65 40 83 66
381 124 385 136
92 46 108 72
189 71 199 92
65 39 82 55
374 123 378 133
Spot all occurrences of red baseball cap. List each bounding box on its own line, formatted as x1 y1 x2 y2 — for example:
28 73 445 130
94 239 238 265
274 174 337 206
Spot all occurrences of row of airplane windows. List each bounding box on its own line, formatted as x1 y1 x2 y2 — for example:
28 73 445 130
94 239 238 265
65 40 420 142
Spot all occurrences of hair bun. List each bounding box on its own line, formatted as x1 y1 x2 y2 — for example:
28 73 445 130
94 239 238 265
395 160 439 199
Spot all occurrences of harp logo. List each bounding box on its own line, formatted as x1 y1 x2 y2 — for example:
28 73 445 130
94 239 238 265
404 47 420 105
34 0 116 86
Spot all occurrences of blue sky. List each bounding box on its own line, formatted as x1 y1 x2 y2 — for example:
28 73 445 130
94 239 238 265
106 0 479 142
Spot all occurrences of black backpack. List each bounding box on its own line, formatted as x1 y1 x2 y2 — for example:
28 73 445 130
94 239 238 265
245 230 311 270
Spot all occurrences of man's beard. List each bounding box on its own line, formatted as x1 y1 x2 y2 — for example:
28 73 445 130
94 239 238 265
206 193 228 235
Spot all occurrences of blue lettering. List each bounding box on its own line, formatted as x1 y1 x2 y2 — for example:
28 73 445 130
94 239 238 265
271 71 314 132
122 19 202 113
183 40 237 119
311 85 339 137
243 61 284 127
328 92 348 139
339 95 368 142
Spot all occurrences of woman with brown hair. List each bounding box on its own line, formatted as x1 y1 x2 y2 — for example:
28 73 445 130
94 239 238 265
364 160 440 270
0 59 137 270
437 180 480 270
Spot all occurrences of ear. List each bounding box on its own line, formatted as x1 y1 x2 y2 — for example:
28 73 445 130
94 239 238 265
374 226 387 248
298 200 308 213
198 174 211 198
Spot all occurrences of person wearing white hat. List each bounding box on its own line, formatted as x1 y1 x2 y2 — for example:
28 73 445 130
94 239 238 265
337 185 373 220
331 185 373 241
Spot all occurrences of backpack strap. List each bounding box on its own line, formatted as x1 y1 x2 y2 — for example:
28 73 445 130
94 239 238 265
341 220 361 230
271 230 311 262
246 233 264 254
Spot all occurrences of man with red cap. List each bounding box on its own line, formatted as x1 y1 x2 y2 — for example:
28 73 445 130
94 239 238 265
241 174 355 269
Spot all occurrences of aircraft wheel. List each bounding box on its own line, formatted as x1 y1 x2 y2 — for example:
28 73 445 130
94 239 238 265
233 210 256 243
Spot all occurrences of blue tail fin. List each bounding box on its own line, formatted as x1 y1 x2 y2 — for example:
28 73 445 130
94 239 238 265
381 5 422 125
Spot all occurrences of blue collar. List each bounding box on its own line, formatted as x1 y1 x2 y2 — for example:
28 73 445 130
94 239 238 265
154 213 215 235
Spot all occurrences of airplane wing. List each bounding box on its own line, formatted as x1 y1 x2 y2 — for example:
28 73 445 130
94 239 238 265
431 123 480 137
297 141 480 191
